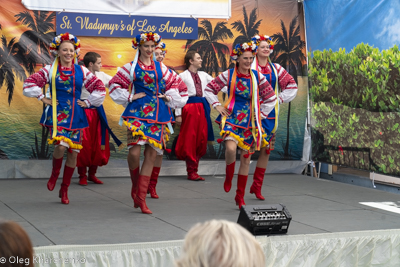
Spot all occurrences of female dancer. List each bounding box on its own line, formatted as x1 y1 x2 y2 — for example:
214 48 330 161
249 35 298 200
109 33 187 214
204 41 276 208
147 41 168 199
23 33 106 204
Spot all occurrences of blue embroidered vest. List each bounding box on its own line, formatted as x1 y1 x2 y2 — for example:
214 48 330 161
122 61 173 124
215 68 260 129
40 64 88 130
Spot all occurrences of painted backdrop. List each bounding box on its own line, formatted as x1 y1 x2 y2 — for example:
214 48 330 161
0 0 307 162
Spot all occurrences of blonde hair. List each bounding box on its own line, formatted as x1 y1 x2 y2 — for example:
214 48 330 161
175 220 265 267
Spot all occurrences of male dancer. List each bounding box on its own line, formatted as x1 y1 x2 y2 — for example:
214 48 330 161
175 51 214 181
76 52 114 185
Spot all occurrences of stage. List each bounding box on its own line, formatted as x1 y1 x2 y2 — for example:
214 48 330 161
1 169 400 266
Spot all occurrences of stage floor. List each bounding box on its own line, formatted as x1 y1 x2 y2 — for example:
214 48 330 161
1 173 400 247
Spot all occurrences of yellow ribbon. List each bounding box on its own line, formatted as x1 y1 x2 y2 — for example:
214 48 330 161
224 68 237 111
51 57 59 138
221 68 237 132
250 70 262 150
221 116 227 133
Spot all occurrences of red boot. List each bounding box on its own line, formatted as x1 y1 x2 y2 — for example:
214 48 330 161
250 167 266 200
77 167 88 186
235 174 248 209
88 166 103 184
129 167 139 200
194 157 205 181
134 175 152 214
148 167 160 199
58 165 75 205
47 156 63 191
224 162 236 192
186 159 203 181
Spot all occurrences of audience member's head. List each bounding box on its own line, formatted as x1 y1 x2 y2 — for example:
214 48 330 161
0 220 34 267
175 219 265 267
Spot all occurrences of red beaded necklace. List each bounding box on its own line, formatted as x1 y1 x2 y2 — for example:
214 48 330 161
138 58 154 70
58 61 75 81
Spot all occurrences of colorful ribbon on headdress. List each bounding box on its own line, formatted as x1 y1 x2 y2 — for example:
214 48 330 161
251 57 280 134
49 53 79 138
119 51 140 127
222 68 262 150
124 52 174 134
220 68 237 131
224 68 237 112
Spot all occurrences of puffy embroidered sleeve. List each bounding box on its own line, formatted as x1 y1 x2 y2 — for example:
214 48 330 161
275 64 298 104
23 65 51 100
174 71 192 116
205 72 214 84
204 70 229 109
174 73 183 116
258 73 277 119
162 63 188 109
96 71 113 88
108 63 132 106
81 67 106 107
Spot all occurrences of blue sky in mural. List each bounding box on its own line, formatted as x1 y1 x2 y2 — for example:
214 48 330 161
304 0 400 52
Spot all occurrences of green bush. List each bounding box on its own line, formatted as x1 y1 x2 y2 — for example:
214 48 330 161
312 102 400 175
310 44 400 176
309 43 400 112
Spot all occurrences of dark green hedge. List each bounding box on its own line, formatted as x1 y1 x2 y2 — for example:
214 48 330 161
312 102 400 175
309 43 400 112
310 44 400 176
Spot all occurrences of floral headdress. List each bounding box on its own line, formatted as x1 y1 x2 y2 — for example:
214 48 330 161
155 41 167 55
132 32 162 49
231 41 258 60
251 35 274 52
49 32 81 56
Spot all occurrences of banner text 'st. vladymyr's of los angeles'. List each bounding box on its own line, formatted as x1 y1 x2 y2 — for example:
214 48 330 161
56 12 198 39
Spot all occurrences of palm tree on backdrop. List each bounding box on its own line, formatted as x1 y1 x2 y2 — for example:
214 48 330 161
185 19 233 77
225 5 262 72
0 33 28 105
0 23 26 160
14 11 56 159
15 10 55 73
230 6 262 52
270 16 306 159
226 5 262 96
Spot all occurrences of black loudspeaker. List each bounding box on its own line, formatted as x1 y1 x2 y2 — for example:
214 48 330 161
237 204 292 235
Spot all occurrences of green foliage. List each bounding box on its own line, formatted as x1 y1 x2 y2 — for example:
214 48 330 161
309 43 400 112
312 102 400 176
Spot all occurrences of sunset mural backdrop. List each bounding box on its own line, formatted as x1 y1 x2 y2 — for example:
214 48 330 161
0 0 307 162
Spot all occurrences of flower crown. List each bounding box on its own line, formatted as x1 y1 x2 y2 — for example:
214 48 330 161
49 32 81 56
132 32 162 49
251 35 274 51
155 41 167 54
231 41 258 60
